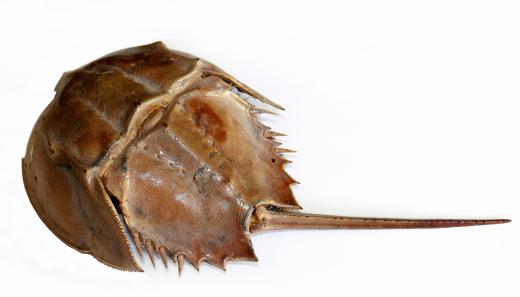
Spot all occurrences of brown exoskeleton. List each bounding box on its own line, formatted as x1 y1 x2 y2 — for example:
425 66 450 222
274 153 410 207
22 42 510 273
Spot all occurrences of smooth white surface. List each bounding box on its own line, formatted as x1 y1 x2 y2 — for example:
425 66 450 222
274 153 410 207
1 0 519 296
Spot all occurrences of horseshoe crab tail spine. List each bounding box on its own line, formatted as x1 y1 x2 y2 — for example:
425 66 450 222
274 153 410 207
249 206 510 232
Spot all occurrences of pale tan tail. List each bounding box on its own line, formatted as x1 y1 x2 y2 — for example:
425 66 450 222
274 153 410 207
249 206 510 232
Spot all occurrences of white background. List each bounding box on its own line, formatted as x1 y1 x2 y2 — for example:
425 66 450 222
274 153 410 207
1 1 519 296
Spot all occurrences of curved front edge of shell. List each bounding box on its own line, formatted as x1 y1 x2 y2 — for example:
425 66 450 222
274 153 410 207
22 122 142 272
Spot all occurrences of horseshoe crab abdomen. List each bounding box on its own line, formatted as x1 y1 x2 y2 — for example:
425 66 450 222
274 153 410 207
120 125 256 268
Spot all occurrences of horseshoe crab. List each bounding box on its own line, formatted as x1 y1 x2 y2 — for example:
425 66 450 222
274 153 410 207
21 42 510 273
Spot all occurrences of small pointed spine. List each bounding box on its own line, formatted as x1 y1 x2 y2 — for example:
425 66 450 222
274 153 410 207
132 231 143 257
264 131 287 139
213 258 226 271
269 131 287 137
144 240 156 267
177 254 185 276
251 108 278 116
276 148 296 154
158 246 168 268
